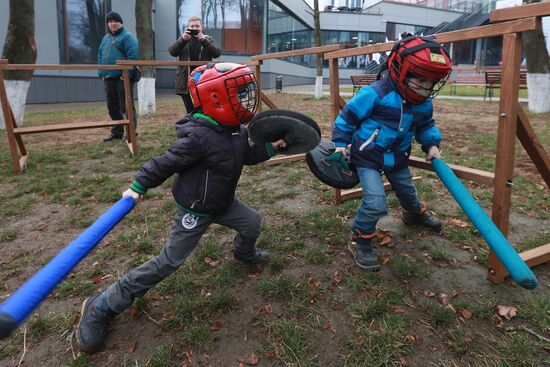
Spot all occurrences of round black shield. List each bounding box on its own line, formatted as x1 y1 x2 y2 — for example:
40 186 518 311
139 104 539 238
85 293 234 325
306 141 359 189
248 109 321 155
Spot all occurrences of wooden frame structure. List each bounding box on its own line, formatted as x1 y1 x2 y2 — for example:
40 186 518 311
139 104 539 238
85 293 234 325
324 8 550 284
0 62 137 174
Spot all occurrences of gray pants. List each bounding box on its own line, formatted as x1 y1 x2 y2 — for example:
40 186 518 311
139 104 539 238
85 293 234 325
104 198 261 313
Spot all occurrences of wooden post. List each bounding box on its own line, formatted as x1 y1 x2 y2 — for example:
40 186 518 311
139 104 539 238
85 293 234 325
122 70 138 156
0 60 26 174
254 63 262 112
328 58 343 204
488 33 523 284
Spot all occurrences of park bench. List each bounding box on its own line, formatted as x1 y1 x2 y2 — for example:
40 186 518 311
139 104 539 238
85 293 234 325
484 70 527 101
350 74 378 94
449 74 486 95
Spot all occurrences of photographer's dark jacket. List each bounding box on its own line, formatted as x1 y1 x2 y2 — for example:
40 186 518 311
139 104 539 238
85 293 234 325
97 27 139 79
168 35 221 95
129 114 275 216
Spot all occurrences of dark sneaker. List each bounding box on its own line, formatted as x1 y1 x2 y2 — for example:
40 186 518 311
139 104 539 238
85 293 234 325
103 134 123 142
233 248 270 264
401 210 443 232
348 240 380 271
76 293 116 354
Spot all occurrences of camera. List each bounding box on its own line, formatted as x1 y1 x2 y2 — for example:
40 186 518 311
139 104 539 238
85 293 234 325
188 29 199 36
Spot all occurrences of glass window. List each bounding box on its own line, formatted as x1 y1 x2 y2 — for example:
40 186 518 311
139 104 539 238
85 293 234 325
321 30 384 69
267 1 313 66
57 0 112 64
176 0 264 55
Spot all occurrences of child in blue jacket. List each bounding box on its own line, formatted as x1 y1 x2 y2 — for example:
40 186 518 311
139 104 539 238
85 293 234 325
332 34 453 271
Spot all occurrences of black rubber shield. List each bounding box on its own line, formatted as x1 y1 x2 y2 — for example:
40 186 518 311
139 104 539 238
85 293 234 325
305 141 360 189
248 109 321 155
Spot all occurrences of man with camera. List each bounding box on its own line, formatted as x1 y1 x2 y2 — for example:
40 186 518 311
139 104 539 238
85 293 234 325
97 11 139 142
169 16 221 113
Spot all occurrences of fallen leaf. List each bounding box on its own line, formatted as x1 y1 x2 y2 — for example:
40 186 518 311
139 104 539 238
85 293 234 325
450 218 469 228
204 257 220 267
379 236 392 247
126 340 137 353
460 309 473 319
390 305 405 314
237 353 259 365
210 319 223 331
497 305 517 320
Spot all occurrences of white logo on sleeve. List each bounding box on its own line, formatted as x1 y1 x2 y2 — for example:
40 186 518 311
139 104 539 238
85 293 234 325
181 213 199 229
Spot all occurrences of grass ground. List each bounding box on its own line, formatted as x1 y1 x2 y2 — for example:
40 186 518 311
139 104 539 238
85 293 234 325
0 94 549 366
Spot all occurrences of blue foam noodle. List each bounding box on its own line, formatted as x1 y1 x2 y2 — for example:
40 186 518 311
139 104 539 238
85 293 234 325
0 196 135 338
431 159 537 290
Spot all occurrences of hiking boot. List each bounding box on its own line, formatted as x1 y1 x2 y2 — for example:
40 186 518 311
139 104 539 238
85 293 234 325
348 236 380 271
233 248 270 263
401 210 443 232
233 234 270 264
76 293 116 354
103 134 123 142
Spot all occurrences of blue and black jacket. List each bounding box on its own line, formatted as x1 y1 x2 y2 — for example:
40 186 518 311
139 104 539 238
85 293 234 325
97 27 139 79
332 77 442 173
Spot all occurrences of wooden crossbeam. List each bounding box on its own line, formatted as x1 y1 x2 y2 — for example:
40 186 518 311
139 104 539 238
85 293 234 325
13 120 128 135
408 156 494 186
333 158 494 204
324 17 540 60
516 106 550 188
251 44 343 61
337 177 423 203
490 2 550 23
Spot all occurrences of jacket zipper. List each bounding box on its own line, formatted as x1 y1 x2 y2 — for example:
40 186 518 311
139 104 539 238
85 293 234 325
359 128 379 151
397 99 404 135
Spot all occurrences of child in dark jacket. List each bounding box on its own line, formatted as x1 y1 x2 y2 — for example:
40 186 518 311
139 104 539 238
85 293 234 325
332 35 452 271
76 63 285 353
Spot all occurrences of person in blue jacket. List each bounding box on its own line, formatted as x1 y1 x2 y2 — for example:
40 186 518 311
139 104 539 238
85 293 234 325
97 11 139 142
332 34 453 271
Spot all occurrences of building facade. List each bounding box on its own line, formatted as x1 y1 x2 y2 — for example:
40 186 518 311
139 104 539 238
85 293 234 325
0 0 466 103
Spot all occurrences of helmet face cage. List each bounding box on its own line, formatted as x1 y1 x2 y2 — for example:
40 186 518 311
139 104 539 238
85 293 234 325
388 36 452 104
188 63 258 126
225 71 258 124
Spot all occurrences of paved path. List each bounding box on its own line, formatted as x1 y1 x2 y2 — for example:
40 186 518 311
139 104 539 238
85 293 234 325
24 85 526 113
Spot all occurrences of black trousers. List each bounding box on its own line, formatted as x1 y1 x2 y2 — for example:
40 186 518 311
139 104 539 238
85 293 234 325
181 93 194 114
104 78 137 137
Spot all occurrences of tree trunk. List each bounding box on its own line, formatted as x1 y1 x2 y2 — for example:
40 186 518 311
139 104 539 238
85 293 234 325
1 0 36 129
313 0 323 99
523 0 550 112
135 0 156 115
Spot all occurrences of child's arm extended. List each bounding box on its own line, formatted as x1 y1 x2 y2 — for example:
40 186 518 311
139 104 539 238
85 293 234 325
332 87 378 147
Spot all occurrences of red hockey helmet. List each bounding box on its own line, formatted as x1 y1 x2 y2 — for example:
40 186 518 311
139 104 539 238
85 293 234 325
188 63 258 126
387 34 452 104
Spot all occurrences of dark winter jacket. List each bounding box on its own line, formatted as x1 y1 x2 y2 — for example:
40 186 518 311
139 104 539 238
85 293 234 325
168 35 221 94
97 27 139 79
129 114 275 216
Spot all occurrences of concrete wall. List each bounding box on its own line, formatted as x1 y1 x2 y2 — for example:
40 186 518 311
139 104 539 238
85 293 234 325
367 2 463 28
320 12 385 32
0 2 8 57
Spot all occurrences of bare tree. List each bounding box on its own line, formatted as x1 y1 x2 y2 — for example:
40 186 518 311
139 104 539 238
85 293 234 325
313 0 323 99
135 0 156 115
1 0 36 129
523 0 550 112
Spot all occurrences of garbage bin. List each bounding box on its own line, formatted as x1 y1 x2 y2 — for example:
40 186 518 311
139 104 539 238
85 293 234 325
275 74 282 93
